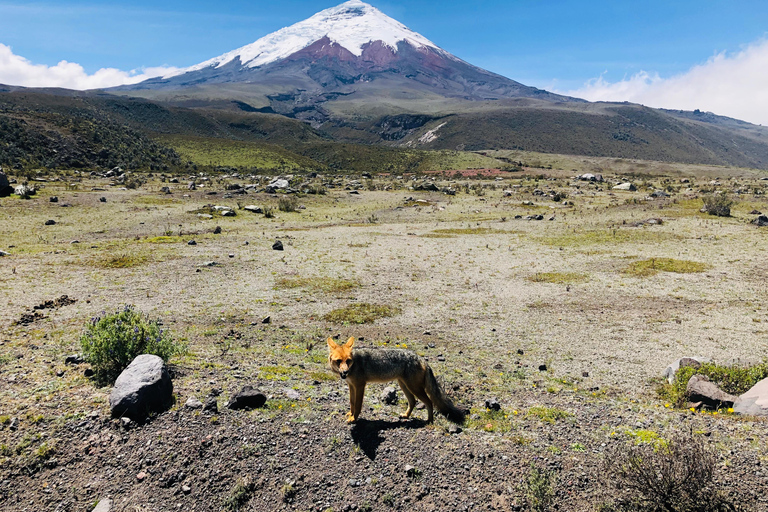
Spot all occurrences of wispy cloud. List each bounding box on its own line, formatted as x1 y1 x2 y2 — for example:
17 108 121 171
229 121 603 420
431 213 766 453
558 38 768 126
0 43 179 90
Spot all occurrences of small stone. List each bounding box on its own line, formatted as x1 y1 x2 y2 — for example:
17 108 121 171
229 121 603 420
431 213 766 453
285 389 300 400
70 240 80 244
228 253 235 258
517 349 524 355
272 240 284 251
99 197 107 202
187 240 197 245
65 354 84 365
84 368 94 377
121 417 132 428
227 386 267 410
437 355 445 362
185 397 203 409
49 196 58 203
213 226 222 234
203 397 218 413
182 485 191 494
9 417 19 430
92 498 112 512
381 386 398 405
45 219 56 225
136 471 147 482
262 316 271 324
484 398 501 411
538 364 548 372
56 369 65 377
423 330 431 335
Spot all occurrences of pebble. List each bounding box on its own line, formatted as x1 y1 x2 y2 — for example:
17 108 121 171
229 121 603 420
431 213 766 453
136 471 147 482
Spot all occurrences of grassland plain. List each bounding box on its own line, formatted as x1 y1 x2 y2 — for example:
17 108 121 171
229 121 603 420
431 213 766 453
1 164 768 511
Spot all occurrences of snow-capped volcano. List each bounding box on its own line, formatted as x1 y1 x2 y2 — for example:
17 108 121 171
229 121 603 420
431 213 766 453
119 1 577 121
169 0 446 76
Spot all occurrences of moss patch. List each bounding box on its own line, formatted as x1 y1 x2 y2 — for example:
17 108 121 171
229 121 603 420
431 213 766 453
528 272 588 284
322 303 401 324
623 258 708 277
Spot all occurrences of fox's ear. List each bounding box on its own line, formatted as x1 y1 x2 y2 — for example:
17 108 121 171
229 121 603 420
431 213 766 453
345 337 355 348
326 337 337 349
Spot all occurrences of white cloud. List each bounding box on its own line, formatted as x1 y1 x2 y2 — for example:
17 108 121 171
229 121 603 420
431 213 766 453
0 43 180 90
558 38 768 126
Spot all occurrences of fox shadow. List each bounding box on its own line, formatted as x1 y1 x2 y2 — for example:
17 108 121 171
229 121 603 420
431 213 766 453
350 417 428 460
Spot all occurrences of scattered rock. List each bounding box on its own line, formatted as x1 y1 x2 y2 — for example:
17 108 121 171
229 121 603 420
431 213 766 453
14 184 36 198
44 219 56 225
187 240 197 245
136 471 147 482
160 186 172 194
752 215 768 227
0 250 8 256
184 397 203 409
285 389 300 400
262 316 271 324
243 205 263 213
613 182 637 191
484 398 501 411
664 357 708 384
99 197 107 203
203 397 218 413
538 364 548 372
9 417 19 430
213 226 222 234
182 485 191 494
109 354 173 420
381 386 398 405
686 374 738 410
272 240 284 251
49 196 58 203
749 209 762 215
65 354 84 365
92 498 112 512
84 368 94 377
227 386 267 410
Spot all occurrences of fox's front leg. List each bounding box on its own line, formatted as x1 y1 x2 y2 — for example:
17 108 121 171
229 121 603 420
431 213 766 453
346 382 357 423
351 383 366 422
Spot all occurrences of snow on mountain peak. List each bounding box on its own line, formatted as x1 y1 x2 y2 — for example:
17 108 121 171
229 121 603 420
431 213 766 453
169 1 442 78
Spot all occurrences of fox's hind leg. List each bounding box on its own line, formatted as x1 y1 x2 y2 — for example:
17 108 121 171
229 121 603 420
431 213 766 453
407 379 434 423
397 379 417 418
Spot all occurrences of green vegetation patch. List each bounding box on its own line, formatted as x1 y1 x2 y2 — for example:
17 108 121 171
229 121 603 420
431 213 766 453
623 258 708 277
430 227 509 236
659 361 768 407
92 252 148 269
322 303 401 324
540 229 676 247
526 406 571 424
466 408 512 433
274 277 360 294
80 305 184 384
159 135 324 172
144 235 186 244
528 272 588 284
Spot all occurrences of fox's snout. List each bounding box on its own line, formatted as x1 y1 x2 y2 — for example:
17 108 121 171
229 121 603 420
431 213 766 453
339 370 348 379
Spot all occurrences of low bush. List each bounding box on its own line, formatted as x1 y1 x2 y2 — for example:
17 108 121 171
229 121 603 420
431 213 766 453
80 305 183 384
702 192 734 217
603 432 740 511
322 303 401 324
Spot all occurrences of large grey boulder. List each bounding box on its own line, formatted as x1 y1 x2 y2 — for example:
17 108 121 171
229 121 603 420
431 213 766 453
686 374 738 410
109 354 173 420
613 182 637 191
734 377 768 416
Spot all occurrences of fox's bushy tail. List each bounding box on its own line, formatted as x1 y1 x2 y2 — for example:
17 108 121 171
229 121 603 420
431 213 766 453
425 367 467 424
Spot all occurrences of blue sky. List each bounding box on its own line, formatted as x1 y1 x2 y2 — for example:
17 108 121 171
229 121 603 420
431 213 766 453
1 0 767 124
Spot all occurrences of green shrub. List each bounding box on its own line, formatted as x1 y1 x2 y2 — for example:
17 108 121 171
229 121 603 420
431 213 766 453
278 196 298 212
701 192 734 217
322 303 401 324
80 305 182 384
522 466 556 512
660 361 768 407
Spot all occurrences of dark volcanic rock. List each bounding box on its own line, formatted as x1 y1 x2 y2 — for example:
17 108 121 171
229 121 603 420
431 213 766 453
227 386 267 410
